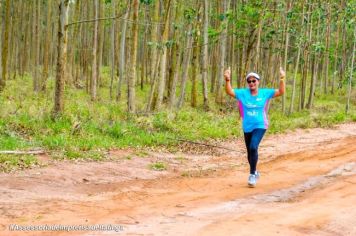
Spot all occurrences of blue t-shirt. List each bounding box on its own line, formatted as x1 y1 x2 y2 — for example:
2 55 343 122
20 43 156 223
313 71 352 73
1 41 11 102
234 88 276 133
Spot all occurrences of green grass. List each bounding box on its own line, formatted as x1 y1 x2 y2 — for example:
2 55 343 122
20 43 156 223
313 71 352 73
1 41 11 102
149 162 167 171
0 70 355 172
0 154 39 172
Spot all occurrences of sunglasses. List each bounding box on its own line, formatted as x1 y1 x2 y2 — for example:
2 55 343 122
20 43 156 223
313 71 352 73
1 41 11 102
247 80 257 84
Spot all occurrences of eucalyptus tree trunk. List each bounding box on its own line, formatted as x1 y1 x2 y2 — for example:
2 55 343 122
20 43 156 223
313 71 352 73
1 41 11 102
289 47 301 114
300 4 312 110
190 2 201 108
168 2 181 109
150 0 160 81
323 3 331 94
177 24 193 109
33 0 41 92
0 0 11 91
289 3 304 114
331 15 340 94
97 0 105 87
307 11 321 109
9 4 17 80
91 0 99 101
168 50 181 109
53 0 70 117
140 5 149 90
155 0 172 110
215 0 230 104
345 27 355 114
282 1 291 113
70 0 81 86
117 8 129 101
17 0 25 77
41 0 53 91
255 16 263 72
191 29 199 108
210 46 218 92
128 0 139 113
109 0 116 99
340 11 347 88
202 0 209 109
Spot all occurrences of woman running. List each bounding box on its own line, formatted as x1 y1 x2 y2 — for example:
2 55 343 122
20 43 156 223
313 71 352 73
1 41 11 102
224 67 285 187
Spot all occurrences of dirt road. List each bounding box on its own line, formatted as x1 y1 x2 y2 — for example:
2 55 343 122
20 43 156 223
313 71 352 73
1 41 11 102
1 123 355 236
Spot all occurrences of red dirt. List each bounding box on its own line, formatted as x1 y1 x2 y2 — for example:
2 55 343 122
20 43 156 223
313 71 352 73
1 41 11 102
0 123 355 236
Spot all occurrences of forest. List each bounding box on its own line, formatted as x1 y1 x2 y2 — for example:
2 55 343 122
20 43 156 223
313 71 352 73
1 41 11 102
0 0 355 164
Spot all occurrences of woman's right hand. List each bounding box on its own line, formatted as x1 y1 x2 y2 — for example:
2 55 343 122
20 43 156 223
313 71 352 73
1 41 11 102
224 67 231 81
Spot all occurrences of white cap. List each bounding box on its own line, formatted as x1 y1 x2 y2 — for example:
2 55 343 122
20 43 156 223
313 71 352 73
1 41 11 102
246 72 261 80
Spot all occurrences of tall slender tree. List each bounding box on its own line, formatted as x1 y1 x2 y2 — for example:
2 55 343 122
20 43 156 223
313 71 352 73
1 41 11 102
91 0 99 101
53 0 70 117
0 0 11 91
155 0 172 110
128 0 139 113
202 0 209 109
41 0 53 91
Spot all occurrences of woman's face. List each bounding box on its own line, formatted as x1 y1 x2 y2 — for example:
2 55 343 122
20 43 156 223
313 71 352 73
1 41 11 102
247 76 259 90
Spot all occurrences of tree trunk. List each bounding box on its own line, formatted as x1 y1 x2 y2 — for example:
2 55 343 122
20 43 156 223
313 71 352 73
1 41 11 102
210 46 218 92
128 0 139 113
33 0 41 92
339 3 347 88
331 15 340 94
191 30 199 108
91 0 99 101
289 2 304 114
202 0 209 109
255 17 263 72
97 0 105 88
177 24 193 109
69 0 81 87
109 0 116 99
300 4 312 110
345 27 355 114
168 2 181 109
53 0 70 117
282 1 291 113
150 0 160 82
41 0 53 91
289 46 301 114
0 0 11 91
215 0 230 104
307 11 321 109
155 0 172 110
140 5 149 91
168 49 181 109
323 2 331 94
117 8 130 101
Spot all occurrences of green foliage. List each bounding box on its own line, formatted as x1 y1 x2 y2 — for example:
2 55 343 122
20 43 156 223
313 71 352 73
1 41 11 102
0 154 39 172
149 162 167 171
140 0 153 5
208 27 219 37
184 8 196 21
312 42 325 53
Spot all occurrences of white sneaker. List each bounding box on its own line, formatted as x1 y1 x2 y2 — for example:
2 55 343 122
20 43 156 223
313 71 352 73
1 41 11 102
255 171 260 180
248 174 256 187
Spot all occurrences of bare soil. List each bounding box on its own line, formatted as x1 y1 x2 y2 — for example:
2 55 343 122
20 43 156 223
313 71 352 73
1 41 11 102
1 123 355 236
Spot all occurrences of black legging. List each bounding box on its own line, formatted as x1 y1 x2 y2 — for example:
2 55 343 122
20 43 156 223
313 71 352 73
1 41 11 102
244 129 266 174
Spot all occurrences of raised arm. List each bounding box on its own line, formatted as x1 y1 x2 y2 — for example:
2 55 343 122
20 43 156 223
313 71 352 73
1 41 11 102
273 67 286 97
224 68 235 98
